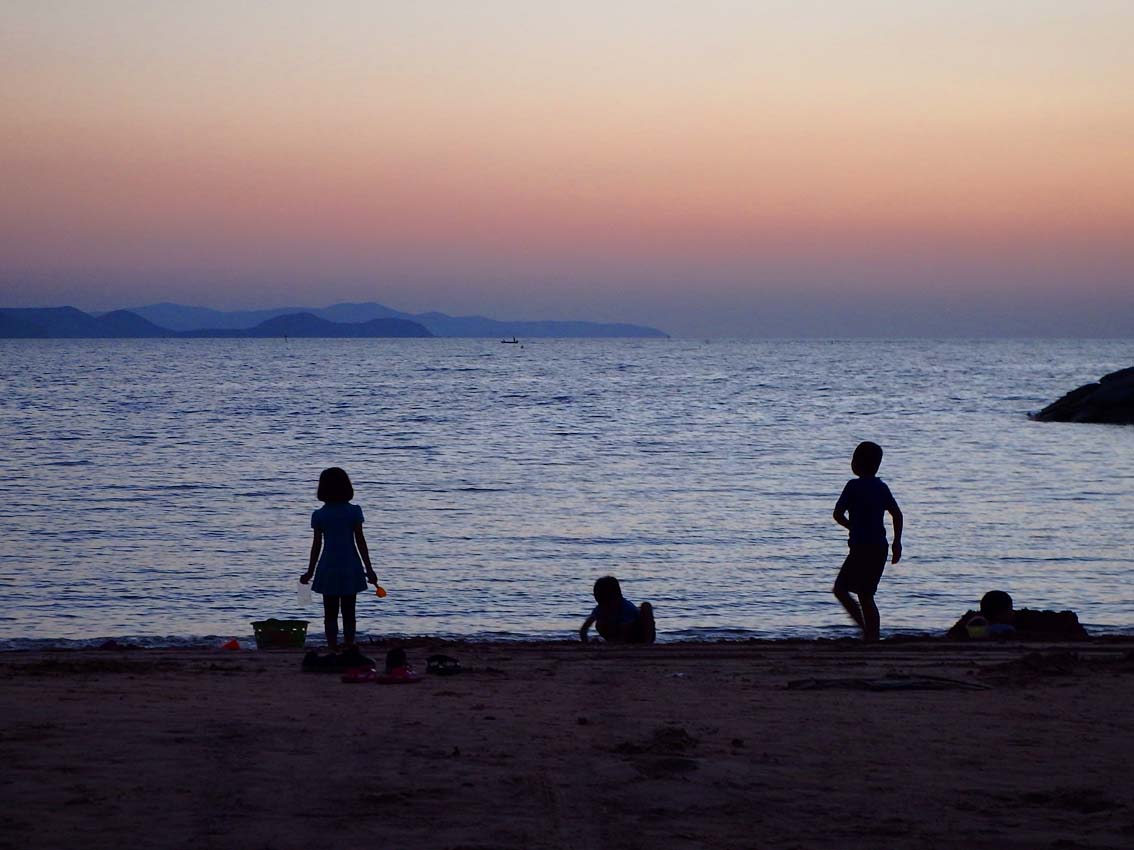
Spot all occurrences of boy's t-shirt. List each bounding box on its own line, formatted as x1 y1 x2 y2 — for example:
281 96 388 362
835 476 897 546
591 598 640 626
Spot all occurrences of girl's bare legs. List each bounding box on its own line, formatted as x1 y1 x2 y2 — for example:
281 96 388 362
341 594 357 646
323 595 341 649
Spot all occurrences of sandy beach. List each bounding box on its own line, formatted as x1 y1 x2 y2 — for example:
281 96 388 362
2 638 1132 850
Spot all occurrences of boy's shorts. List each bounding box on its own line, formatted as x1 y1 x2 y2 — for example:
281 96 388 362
834 544 889 595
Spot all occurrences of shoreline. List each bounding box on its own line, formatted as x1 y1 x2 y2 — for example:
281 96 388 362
3 639 1131 849
4 625 1134 653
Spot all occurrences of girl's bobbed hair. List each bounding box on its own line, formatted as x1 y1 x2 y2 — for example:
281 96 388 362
317 467 354 503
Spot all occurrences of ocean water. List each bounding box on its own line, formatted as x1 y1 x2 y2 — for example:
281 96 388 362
0 338 1131 646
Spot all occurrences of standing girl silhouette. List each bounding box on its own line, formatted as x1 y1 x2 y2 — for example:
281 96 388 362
300 467 377 649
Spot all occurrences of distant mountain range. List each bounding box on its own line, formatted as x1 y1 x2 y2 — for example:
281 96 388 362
0 302 668 339
0 306 429 339
0 307 178 339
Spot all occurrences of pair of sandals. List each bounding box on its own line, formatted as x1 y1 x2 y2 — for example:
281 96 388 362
340 653 461 684
341 665 421 684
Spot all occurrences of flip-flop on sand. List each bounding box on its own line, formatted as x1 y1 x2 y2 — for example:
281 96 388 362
376 665 422 684
340 666 378 683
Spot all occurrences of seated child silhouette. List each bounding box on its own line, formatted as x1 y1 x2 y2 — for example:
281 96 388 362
947 590 1088 640
579 576 656 644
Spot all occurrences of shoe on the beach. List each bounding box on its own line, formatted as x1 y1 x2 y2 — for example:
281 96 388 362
385 647 408 673
341 666 379 684
340 645 375 668
376 665 422 685
303 648 375 672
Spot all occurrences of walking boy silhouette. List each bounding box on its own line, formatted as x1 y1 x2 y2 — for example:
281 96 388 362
832 441 903 642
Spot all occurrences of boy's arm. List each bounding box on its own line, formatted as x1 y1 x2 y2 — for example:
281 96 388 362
889 503 904 563
302 529 322 582
833 482 851 529
579 614 596 643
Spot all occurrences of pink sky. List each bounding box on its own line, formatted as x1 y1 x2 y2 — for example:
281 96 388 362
2 2 1132 335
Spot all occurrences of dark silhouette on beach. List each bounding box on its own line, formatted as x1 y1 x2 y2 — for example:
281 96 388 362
300 467 380 649
832 441 904 642
580 576 656 643
947 590 1089 640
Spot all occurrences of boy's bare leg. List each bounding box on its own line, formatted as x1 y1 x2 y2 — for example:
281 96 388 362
833 586 865 631
859 592 880 642
639 602 656 644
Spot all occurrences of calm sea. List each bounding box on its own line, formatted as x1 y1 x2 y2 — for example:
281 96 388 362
1 338 1131 647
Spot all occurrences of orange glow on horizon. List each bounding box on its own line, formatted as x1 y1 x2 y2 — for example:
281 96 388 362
2 2 1132 314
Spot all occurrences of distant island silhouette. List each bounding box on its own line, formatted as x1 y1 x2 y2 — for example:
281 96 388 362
0 306 429 339
0 302 668 339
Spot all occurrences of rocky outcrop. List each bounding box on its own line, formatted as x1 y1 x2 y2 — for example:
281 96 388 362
1031 367 1134 424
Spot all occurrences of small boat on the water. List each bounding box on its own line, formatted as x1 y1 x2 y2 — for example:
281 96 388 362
500 337 519 344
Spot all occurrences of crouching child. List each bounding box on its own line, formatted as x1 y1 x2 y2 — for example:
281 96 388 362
580 576 656 644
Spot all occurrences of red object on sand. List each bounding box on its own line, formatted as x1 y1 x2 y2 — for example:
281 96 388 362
221 639 240 651
376 666 421 684
341 666 378 683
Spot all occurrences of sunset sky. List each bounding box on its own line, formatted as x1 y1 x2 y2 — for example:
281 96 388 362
2 1 1132 336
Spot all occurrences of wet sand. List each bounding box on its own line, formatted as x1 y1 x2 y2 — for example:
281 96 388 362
2 638 1132 850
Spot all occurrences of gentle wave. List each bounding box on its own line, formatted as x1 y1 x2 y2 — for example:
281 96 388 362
1 337 1132 643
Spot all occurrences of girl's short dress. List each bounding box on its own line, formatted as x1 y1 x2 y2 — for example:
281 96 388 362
311 502 367 596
